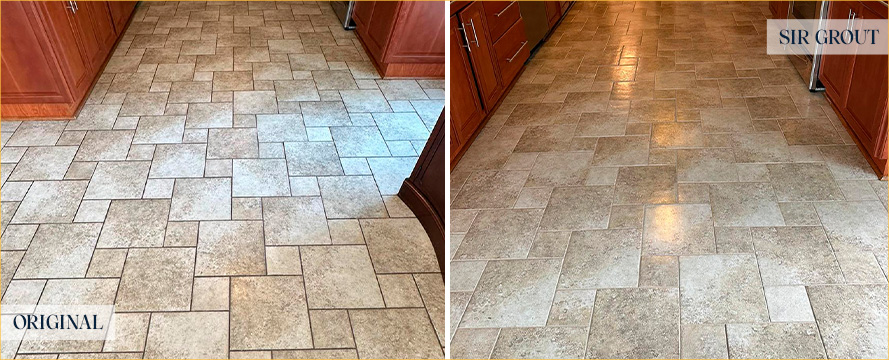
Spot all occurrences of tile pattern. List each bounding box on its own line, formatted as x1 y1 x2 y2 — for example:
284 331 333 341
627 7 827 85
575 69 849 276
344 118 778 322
0 2 443 358
450 1 888 359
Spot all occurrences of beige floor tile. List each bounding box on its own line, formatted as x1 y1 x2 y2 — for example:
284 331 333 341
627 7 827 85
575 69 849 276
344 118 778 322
262 197 330 245
15 224 101 279
97 200 170 248
349 308 443 359
115 248 195 312
587 288 680 359
196 221 265 276
461 259 561 328
230 276 312 350
144 312 229 359
301 246 384 309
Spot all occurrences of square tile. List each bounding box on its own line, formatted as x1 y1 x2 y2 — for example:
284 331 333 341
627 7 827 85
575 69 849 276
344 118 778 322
591 136 650 166
133 116 185 144
120 92 168 116
349 309 443 359
330 126 390 157
752 226 843 285
807 284 887 358
560 229 642 289
539 186 613 231
318 176 387 218
301 102 350 126
726 323 826 359
301 246 384 308
360 218 439 273
265 246 302 275
207 128 258 159
233 91 277 114
14 224 100 279
452 170 528 209
454 209 542 260
709 182 784 227
377 274 423 307
309 310 353 349
526 153 593 187
9 147 77 181
614 166 677 204
815 201 888 253
144 312 228 359
149 144 206 178
97 200 170 248
115 248 195 311
169 178 231 221
461 259 561 328
643 204 716 255
587 288 680 359
262 197 330 245
283 142 343 176
196 221 266 276
232 159 291 197
12 181 88 224
84 161 150 199
679 254 769 324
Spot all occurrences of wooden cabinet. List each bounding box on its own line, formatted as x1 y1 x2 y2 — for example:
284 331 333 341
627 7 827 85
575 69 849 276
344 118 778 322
1 1 135 119
450 1 564 166
398 112 445 275
545 1 562 28
457 2 503 108
820 1 888 177
769 1 789 19
351 1 445 78
449 16 484 153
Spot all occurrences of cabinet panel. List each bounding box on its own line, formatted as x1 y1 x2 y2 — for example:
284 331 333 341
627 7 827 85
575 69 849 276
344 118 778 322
770 1 789 19
819 1 856 104
40 1 93 97
545 1 561 28
108 1 136 33
449 15 484 146
386 1 445 64
482 1 520 42
0 1 71 104
458 2 503 109
493 18 530 86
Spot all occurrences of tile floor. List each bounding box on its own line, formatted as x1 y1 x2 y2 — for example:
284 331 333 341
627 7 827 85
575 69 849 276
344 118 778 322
0 1 444 359
450 1 888 359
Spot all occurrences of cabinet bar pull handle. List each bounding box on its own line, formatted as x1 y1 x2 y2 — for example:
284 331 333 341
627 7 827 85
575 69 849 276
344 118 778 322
507 41 528 62
73 1 78 11
66 1 77 14
467 19 480 47
458 25 472 52
495 1 517 17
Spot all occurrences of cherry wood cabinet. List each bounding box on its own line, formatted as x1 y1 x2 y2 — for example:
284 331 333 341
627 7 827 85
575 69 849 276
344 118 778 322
1 1 135 119
450 1 567 166
449 16 484 156
351 1 445 78
769 1 789 19
398 112 445 275
820 1 888 177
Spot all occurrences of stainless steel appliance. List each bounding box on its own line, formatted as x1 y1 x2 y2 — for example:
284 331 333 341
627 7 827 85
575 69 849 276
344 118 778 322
331 1 356 30
786 0 829 91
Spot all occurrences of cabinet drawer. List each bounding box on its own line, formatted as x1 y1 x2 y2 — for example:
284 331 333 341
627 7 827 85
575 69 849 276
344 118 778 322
493 18 530 86
483 1 520 42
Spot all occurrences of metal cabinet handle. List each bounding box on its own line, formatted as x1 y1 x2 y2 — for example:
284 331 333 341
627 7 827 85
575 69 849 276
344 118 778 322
495 1 517 17
850 11 857 31
467 19 480 47
458 25 472 52
507 41 528 62
73 1 78 11
66 1 77 14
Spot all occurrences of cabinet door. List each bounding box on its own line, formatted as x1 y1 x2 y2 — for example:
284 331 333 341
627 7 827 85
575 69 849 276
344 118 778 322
819 1 856 105
545 1 561 28
842 4 888 159
108 1 136 33
458 2 503 109
72 1 116 70
0 1 72 104
449 15 485 147
769 1 789 19
40 1 93 96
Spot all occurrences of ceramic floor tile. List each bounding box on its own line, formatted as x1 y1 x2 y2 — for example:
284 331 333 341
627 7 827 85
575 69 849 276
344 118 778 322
262 197 330 245
14 224 101 279
196 221 266 276
752 226 844 286
9 147 78 181
133 116 185 144
349 308 444 359
360 218 439 273
709 182 785 227
232 159 291 197
526 152 593 187
815 201 889 253
643 204 716 255
11 181 88 224
144 312 229 359
807 284 888 359
559 229 642 289
230 276 312 350
587 288 680 359
539 186 613 231
283 142 343 176
169 178 231 221
97 200 170 248
317 176 387 218
84 161 150 200
491 327 587 359
461 259 561 328
115 248 195 312
207 128 259 159
149 143 207 178
679 254 769 324
329 126 390 157
301 245 384 309
453 209 542 260
614 165 678 204
365 157 417 195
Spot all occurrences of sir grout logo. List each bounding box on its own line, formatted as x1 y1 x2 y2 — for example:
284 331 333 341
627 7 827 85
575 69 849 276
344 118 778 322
779 28 881 45
768 19 889 55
